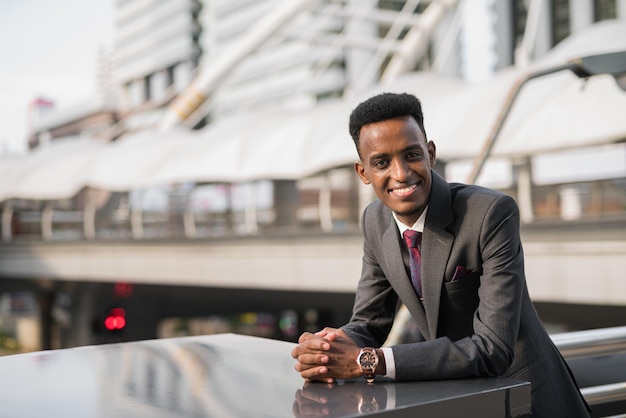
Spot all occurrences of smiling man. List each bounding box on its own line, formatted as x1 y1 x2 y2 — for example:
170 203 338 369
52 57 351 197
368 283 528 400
291 92 590 417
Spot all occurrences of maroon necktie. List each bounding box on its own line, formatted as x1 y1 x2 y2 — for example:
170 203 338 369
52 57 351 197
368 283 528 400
403 230 423 299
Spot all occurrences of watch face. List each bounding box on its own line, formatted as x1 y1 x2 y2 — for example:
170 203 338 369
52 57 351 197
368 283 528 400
360 351 377 368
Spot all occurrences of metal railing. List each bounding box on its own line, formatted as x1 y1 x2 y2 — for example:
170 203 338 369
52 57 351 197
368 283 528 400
553 326 626 359
581 382 626 409
552 326 626 411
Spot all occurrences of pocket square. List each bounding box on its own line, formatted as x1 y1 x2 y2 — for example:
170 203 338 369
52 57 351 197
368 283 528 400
450 265 468 282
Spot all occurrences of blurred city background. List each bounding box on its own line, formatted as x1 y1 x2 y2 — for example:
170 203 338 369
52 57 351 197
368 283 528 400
0 0 625 356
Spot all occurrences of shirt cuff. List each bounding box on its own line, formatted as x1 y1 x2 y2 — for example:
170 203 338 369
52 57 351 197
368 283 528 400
381 347 396 379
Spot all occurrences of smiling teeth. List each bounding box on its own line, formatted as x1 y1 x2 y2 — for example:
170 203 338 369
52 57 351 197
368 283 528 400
393 184 416 193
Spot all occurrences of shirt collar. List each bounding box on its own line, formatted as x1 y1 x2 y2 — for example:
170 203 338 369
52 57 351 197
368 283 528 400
393 206 428 236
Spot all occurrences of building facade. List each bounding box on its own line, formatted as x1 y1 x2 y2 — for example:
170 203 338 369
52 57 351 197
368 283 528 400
27 0 626 143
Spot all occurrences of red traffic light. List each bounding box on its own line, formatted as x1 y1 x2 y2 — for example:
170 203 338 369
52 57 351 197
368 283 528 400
104 308 126 331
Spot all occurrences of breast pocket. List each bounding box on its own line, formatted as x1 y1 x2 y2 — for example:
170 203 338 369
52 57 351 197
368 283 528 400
437 270 481 341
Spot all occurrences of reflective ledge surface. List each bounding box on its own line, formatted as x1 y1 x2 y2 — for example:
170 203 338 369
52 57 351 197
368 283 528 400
0 334 530 417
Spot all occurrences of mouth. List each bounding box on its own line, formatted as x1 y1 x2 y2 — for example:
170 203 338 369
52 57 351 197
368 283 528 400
389 183 418 197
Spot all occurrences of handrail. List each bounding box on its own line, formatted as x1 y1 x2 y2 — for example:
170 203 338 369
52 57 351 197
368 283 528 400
551 326 626 359
552 326 626 411
580 382 626 406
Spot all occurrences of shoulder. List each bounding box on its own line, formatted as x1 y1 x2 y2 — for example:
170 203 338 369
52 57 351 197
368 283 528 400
429 170 517 222
449 182 517 211
433 181 520 233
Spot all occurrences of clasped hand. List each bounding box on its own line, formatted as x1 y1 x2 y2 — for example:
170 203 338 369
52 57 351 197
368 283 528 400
291 327 361 383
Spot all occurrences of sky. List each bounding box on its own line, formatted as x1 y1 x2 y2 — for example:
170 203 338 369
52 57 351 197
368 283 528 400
0 0 115 154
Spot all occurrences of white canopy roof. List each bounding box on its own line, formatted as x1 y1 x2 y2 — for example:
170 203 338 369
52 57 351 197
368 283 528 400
86 127 195 191
0 137 106 202
0 21 624 201
430 20 626 159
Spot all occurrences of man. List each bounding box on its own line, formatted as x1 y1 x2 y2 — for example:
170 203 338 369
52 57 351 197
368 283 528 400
291 92 590 417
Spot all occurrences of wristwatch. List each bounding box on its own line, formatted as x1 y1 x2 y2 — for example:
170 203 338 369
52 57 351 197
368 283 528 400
356 347 379 383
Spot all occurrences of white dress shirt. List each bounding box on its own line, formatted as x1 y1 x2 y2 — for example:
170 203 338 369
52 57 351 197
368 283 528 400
381 206 428 380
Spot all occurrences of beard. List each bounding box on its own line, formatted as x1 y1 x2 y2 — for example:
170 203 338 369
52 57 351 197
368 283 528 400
394 205 423 220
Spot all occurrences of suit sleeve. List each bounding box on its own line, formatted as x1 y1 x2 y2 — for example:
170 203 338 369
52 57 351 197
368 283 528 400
394 194 526 381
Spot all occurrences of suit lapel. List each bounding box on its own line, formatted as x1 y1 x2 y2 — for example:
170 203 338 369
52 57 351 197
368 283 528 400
422 171 454 339
381 217 431 340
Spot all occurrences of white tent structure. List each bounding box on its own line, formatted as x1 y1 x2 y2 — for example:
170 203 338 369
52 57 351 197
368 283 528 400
473 20 626 159
0 72 467 200
86 127 195 191
0 137 106 202
0 21 624 202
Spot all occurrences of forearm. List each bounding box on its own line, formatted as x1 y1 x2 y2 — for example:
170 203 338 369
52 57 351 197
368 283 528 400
391 334 511 381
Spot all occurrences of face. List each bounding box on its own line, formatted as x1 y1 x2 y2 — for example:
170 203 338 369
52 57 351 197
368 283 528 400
354 115 436 226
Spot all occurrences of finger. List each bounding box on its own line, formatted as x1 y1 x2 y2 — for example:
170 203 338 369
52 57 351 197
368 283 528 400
294 360 323 374
334 329 351 341
299 365 334 381
323 331 338 342
292 340 331 358
296 363 329 382
296 353 329 366
315 327 339 337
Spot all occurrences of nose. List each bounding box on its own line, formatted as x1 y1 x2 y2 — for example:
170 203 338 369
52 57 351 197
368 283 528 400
389 158 410 181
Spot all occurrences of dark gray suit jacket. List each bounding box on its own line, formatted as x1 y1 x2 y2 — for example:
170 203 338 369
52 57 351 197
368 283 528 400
342 171 589 417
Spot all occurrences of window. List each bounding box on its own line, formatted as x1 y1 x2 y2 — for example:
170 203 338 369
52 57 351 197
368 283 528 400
551 0 570 45
594 0 617 21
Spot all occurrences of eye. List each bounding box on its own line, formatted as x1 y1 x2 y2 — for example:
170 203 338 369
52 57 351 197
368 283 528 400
405 152 421 161
372 159 389 169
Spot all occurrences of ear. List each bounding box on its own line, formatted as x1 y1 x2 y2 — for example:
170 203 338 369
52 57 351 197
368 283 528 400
354 161 370 184
427 141 436 166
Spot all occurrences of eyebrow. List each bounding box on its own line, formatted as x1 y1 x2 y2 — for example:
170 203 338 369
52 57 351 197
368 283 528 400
368 144 423 161
369 152 389 162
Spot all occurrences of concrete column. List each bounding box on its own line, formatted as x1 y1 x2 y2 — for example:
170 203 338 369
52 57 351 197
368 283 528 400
618 0 626 19
273 180 298 228
358 181 375 221
83 198 96 240
174 61 194 94
66 285 97 347
532 0 553 57
244 182 259 235
345 0 378 94
41 204 53 241
150 70 168 103
36 288 55 350
493 0 514 69
318 174 333 232
513 157 534 224
516 0 553 64
431 1 463 76
348 168 361 227
2 204 13 242
183 208 197 238
460 0 498 82
130 209 144 239
127 79 144 108
569 0 593 34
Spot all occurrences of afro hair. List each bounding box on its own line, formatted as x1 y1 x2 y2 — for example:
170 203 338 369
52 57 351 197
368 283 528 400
348 92 426 155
